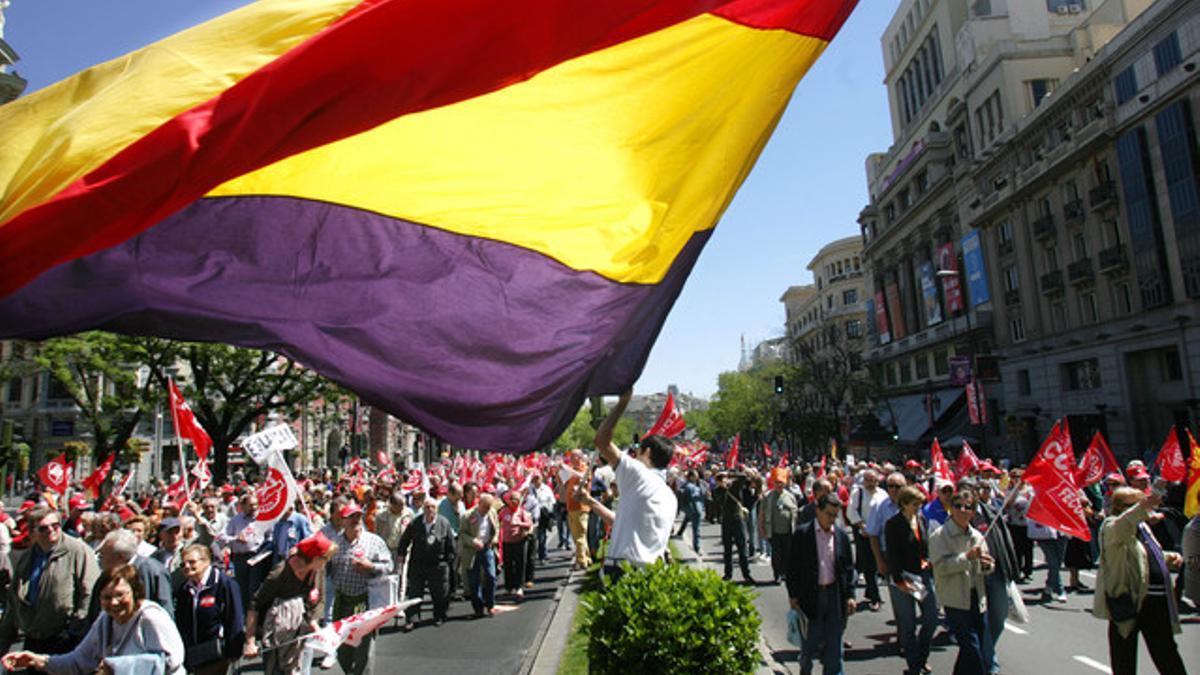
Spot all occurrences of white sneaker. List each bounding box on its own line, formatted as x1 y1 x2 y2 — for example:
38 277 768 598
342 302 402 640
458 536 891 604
1054 592 1068 603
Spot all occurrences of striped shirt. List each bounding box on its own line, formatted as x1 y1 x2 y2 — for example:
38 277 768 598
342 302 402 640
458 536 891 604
328 530 392 597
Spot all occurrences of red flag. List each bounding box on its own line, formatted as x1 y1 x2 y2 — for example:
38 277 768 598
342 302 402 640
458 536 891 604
644 392 686 439
930 438 955 482
776 454 788 470
1185 430 1200 518
165 474 190 510
816 454 826 478
1075 431 1120 487
81 452 116 498
375 450 391 466
1154 426 1188 482
1024 420 1090 540
37 453 73 495
168 379 213 461
762 442 773 459
956 441 981 477
966 379 981 425
725 434 740 469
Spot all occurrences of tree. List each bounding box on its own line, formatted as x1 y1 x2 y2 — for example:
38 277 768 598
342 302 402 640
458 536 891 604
160 343 337 483
682 408 715 441
551 398 637 451
707 369 775 447
793 324 871 450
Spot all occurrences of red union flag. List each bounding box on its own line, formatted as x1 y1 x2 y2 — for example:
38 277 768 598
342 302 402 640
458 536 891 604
956 441 981 477
1075 431 1120 487
762 442 773 459
81 452 116 498
726 434 740 469
1023 420 1090 540
644 392 686 439
37 452 73 495
930 438 955 482
1154 426 1188 482
168 379 213 461
249 448 304 537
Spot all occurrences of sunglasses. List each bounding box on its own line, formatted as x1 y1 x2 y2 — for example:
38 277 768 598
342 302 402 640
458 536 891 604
37 522 62 533
886 484 904 489
952 503 973 511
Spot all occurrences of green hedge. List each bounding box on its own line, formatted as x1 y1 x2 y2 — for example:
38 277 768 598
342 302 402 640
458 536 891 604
579 562 761 675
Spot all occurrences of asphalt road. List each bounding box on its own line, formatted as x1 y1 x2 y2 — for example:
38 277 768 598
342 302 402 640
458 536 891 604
680 518 1200 675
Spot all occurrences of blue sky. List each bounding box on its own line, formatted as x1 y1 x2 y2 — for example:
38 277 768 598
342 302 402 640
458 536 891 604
4 0 899 399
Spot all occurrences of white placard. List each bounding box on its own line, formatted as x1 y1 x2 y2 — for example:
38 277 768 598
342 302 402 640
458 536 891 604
242 423 299 464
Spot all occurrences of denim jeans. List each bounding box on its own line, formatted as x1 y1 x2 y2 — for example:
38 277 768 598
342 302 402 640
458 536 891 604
944 591 992 675
984 569 1008 673
892 569 938 675
744 507 757 556
799 585 845 675
680 510 703 552
1038 538 1067 595
468 548 497 613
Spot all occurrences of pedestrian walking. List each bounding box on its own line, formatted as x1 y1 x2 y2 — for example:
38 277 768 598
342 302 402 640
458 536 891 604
786 493 856 675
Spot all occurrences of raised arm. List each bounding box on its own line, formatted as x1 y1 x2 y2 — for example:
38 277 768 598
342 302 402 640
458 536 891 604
594 389 633 468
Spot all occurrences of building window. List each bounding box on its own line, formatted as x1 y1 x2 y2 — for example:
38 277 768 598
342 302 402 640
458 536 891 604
1063 358 1102 390
827 296 834 310
1005 266 1020 292
843 289 858 305
846 319 862 338
1010 317 1026 342
1079 291 1099 323
1117 127 1172 308
1050 301 1067 332
1029 79 1058 108
1018 369 1032 396
1073 233 1089 260
1115 282 1134 314
1153 32 1182 77
915 353 930 380
886 364 897 386
933 348 949 376
1046 0 1085 10
1045 246 1059 271
899 360 913 384
46 375 72 401
1160 347 1183 382
6 377 23 404
1155 100 1200 297
999 219 1014 245
1114 66 1137 105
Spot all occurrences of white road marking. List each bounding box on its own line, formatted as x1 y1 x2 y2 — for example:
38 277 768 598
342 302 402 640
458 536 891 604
1073 656 1112 673
1080 571 1096 578
1004 622 1028 635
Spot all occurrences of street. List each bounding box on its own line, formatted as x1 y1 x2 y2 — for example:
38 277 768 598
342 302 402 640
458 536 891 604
678 518 1200 675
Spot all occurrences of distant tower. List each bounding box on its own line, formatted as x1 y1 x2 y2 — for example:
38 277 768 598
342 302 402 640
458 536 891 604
738 334 750 372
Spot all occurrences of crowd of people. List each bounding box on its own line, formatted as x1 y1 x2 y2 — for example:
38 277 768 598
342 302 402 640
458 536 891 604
0 419 1196 675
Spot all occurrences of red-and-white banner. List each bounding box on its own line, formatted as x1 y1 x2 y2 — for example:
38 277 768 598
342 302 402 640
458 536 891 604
725 434 740 469
966 379 981 425
37 452 73 495
81 452 116 498
930 438 955 482
251 447 305 536
644 392 686 439
1024 420 1090 540
956 441 980 477
307 601 417 663
1154 426 1188 482
168 379 213 461
1075 431 1120 487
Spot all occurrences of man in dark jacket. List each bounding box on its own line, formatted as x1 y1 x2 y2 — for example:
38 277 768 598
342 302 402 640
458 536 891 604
786 493 856 675
396 497 456 629
713 472 754 584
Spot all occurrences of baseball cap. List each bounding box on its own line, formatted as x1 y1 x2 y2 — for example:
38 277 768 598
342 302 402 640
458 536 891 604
1127 466 1150 480
340 502 364 519
296 531 335 559
904 459 922 470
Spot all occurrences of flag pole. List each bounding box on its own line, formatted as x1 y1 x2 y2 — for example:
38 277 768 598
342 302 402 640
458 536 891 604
169 378 194 512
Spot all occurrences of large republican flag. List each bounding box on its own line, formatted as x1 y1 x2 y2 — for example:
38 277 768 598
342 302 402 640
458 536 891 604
1184 429 1200 518
0 0 858 452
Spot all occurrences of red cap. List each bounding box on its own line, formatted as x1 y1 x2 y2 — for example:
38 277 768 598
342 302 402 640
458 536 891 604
118 506 136 522
904 459 922 470
296 532 335 559
979 462 1000 474
18 500 36 513
1127 467 1150 480
220 485 236 494
1105 472 1126 484
69 495 92 511
340 502 364 519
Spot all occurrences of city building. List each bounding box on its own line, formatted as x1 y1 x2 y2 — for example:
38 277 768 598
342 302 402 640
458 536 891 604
857 0 1155 460
0 5 26 105
624 385 709 439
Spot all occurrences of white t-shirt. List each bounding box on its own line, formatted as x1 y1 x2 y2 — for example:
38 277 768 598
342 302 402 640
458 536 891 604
607 454 676 566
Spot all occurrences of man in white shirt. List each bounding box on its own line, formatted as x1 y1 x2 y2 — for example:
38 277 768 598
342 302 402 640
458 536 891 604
593 389 676 587
846 469 887 610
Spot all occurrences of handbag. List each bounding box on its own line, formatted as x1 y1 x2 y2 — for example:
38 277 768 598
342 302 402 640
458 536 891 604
183 638 225 671
785 608 808 647
1005 580 1030 624
1106 592 1137 622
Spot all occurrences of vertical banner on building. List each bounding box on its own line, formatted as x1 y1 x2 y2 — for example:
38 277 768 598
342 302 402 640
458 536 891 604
885 282 907 340
874 291 891 344
961 230 991 306
865 297 879 344
966 378 981 425
937 242 964 313
920 261 943 326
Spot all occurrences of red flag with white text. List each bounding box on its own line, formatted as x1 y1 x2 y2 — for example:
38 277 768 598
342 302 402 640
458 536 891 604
82 452 116 498
644 392 686 439
1023 420 1090 540
1154 426 1188 482
37 453 72 495
1075 431 1120 487
956 441 981 477
168 379 213 461
930 438 955 482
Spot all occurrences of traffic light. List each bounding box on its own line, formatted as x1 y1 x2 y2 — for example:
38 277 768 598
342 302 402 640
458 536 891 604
774 375 784 394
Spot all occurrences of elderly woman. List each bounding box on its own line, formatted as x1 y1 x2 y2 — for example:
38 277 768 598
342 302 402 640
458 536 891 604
3 564 185 675
498 490 534 599
175 544 244 675
244 532 336 675
929 488 994 675
885 486 939 675
1096 486 1187 675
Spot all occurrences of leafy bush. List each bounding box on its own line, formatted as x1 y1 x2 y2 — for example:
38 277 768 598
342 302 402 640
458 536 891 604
579 562 761 675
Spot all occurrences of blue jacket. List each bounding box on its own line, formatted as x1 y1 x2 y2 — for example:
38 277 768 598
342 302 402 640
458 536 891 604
174 567 245 660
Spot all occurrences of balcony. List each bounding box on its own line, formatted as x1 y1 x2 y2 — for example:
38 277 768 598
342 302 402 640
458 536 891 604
1089 181 1117 210
1040 270 1065 296
1005 288 1022 306
1063 198 1085 224
998 239 1015 256
1068 258 1094 285
1098 244 1128 274
1032 214 1057 241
